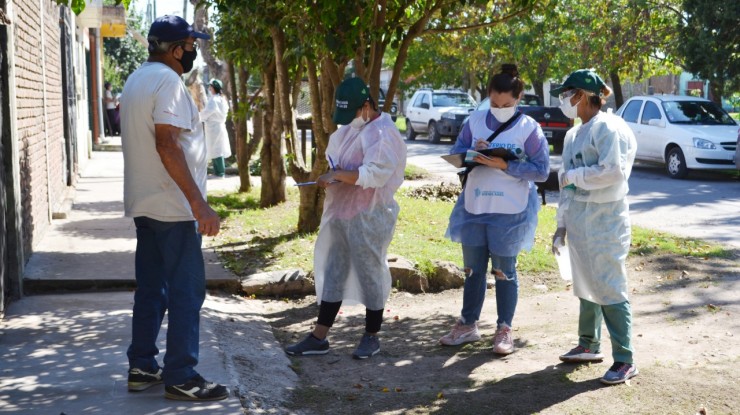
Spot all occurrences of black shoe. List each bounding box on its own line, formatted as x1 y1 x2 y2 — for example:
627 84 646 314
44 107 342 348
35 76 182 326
128 367 163 392
164 374 229 401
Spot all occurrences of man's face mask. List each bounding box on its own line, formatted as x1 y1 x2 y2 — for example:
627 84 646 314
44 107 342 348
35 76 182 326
177 45 198 74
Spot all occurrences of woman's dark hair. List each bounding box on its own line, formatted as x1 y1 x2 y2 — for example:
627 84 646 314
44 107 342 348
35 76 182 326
211 83 222 94
487 64 525 97
587 84 612 109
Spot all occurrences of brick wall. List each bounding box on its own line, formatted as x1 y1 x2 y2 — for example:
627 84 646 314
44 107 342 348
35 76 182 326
12 0 66 255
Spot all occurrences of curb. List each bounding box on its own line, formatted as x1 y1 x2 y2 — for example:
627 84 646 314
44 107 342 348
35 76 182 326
22 278 241 295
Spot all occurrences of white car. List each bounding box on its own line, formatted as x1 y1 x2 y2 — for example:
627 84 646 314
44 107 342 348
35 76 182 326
616 95 738 179
405 89 477 143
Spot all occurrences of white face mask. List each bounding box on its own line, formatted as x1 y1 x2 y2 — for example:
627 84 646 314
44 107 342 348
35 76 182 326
490 106 517 123
559 95 581 119
349 106 369 129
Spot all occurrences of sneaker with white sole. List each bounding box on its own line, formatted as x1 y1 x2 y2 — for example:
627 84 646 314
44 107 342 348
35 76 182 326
439 320 481 346
128 366 163 392
559 345 605 362
492 325 514 355
601 362 639 385
352 333 380 359
285 333 330 356
165 374 228 401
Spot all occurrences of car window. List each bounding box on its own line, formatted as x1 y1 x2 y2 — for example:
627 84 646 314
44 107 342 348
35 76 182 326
412 93 425 108
621 100 643 123
521 94 542 106
662 100 737 125
431 93 476 108
420 93 430 107
640 101 662 125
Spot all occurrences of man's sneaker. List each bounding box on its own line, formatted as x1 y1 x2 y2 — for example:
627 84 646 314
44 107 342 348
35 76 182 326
165 374 229 401
601 362 638 385
492 325 514 355
128 367 163 392
285 333 330 356
439 320 481 346
559 345 605 362
352 333 381 359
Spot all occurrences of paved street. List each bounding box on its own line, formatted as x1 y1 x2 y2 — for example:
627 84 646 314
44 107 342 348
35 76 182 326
628 162 740 249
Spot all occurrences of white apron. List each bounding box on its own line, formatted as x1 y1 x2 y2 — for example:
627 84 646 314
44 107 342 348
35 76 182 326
463 112 534 214
200 95 232 159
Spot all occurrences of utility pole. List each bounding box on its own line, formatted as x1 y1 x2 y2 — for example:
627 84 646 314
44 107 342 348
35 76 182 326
183 0 187 20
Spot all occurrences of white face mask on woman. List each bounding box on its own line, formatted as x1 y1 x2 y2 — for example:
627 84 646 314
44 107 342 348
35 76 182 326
349 106 369 129
559 92 581 119
490 106 517 123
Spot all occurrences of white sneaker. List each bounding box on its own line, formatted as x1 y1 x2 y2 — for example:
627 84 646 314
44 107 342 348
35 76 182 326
492 324 514 355
439 320 481 346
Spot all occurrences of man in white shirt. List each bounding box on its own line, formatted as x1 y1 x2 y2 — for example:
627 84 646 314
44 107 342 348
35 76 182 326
119 15 227 402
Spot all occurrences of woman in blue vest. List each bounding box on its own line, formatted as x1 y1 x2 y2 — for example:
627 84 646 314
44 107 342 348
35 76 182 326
439 64 549 354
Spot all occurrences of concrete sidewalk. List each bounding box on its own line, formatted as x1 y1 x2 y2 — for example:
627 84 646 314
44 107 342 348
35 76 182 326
22 149 238 293
0 148 297 414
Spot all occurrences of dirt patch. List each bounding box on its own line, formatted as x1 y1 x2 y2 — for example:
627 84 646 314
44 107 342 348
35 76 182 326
249 252 740 414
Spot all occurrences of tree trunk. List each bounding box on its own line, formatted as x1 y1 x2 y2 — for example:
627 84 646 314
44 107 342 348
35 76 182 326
610 71 624 108
384 14 434 111
184 70 207 110
708 79 724 105
260 64 286 207
227 60 252 193
241 66 262 193
532 80 544 102
191 0 230 98
271 26 307 175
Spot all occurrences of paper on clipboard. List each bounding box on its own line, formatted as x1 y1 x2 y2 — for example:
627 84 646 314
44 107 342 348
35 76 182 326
440 147 517 168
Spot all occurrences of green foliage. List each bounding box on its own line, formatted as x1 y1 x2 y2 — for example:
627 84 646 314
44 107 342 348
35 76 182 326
208 185 733 278
58 0 131 15
102 2 147 91
631 228 730 258
102 55 123 92
557 0 681 85
404 164 430 181
678 0 740 101
727 93 740 112
401 0 681 103
395 116 406 132
207 192 261 219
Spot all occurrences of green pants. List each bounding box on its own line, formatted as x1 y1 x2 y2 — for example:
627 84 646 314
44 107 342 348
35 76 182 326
578 298 634 363
212 157 226 177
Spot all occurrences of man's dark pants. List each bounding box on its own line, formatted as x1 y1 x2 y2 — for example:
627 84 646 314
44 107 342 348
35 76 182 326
127 216 205 386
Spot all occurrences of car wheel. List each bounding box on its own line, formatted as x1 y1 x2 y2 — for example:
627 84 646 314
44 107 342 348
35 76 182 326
405 119 417 141
666 147 689 179
428 121 441 144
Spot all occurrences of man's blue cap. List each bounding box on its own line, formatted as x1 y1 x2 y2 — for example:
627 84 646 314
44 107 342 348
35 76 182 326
147 15 210 43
